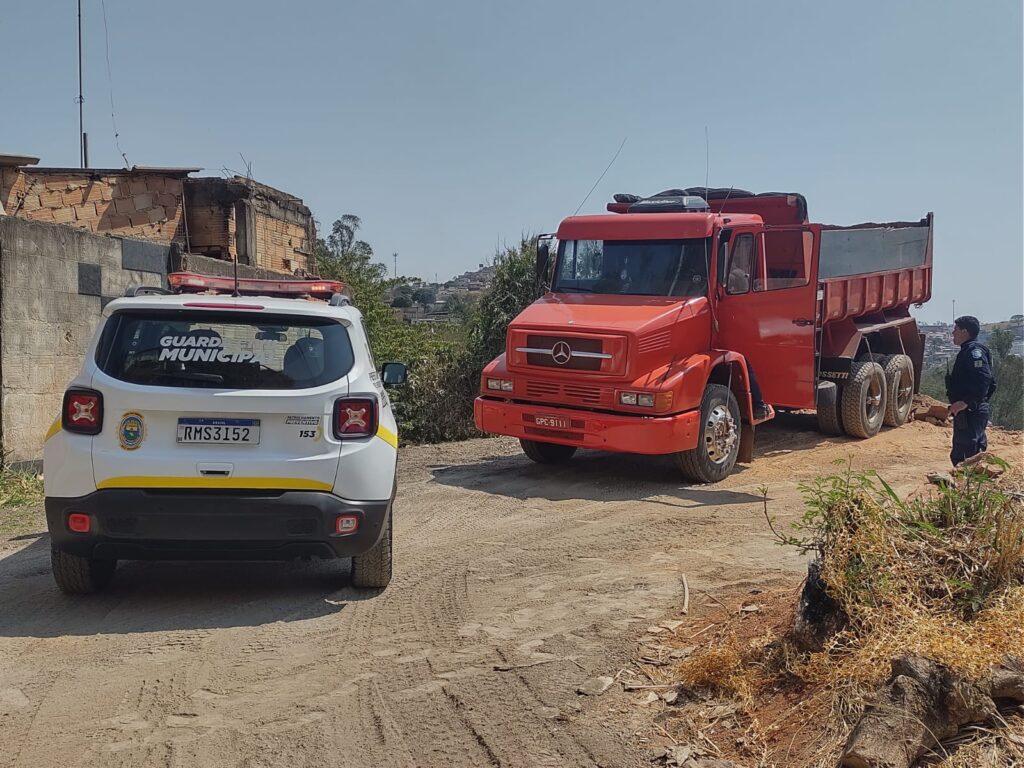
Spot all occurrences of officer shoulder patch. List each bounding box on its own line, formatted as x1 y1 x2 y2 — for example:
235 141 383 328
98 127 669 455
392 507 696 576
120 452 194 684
972 348 983 359
975 360 984 367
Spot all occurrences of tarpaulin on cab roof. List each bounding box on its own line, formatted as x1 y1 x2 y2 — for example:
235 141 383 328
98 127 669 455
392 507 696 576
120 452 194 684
613 188 809 224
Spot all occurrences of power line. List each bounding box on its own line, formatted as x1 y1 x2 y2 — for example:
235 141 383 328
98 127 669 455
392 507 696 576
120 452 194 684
572 137 627 217
99 0 129 167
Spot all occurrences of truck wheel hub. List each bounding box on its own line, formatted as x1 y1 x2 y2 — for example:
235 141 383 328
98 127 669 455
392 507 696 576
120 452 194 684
705 405 737 464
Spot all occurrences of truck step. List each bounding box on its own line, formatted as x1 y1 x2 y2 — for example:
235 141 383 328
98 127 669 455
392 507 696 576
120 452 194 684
751 404 776 426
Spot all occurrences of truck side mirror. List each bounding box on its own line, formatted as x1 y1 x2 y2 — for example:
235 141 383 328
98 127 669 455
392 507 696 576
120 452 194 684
536 242 550 286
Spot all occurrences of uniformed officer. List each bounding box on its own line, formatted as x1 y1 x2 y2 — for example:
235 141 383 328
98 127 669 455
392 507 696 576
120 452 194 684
945 315 997 465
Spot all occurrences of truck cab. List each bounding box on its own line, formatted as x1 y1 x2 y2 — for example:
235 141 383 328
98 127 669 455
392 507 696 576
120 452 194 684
474 188 932 482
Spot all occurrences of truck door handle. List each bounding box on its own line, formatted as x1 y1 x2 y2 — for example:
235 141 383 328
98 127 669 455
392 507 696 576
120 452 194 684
792 318 814 327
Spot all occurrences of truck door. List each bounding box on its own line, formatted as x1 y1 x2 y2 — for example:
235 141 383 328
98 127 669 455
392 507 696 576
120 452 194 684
712 225 819 409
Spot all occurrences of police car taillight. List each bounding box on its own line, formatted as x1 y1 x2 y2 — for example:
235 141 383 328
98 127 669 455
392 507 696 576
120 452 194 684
62 388 103 435
333 398 378 439
168 272 349 300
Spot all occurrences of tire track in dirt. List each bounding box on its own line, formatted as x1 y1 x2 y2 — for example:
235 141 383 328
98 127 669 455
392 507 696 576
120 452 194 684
3 419 1013 767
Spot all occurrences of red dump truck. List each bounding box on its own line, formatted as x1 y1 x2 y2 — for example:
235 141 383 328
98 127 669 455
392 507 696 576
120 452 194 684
474 188 933 482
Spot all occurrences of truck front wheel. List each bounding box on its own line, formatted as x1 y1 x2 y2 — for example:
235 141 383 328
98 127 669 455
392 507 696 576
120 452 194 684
841 361 887 438
675 384 740 483
519 439 577 464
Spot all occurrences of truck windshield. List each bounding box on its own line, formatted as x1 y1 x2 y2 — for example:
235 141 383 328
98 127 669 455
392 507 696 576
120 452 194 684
552 238 710 297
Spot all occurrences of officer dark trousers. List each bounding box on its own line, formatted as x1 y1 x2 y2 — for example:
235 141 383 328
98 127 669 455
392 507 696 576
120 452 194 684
950 403 990 465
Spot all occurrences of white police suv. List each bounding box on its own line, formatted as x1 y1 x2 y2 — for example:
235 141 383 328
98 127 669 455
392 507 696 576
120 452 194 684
43 272 407 594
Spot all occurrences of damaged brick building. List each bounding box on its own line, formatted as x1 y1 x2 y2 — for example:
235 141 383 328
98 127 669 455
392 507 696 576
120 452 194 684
0 153 322 462
0 154 317 275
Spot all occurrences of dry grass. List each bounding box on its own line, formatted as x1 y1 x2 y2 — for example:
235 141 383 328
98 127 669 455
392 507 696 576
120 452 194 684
658 455 1024 767
0 467 45 542
0 466 43 509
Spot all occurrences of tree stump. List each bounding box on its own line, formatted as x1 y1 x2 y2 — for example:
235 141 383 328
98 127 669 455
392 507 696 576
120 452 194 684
841 656 1024 768
789 559 846 652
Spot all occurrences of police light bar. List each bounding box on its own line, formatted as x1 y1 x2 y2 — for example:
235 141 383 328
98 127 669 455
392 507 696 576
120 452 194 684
168 272 349 300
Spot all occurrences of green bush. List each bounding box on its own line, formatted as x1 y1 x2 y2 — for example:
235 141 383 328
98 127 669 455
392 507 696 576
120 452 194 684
316 216 540 444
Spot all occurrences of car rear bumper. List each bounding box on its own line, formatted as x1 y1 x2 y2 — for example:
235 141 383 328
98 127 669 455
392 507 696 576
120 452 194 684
473 397 701 455
45 489 391 561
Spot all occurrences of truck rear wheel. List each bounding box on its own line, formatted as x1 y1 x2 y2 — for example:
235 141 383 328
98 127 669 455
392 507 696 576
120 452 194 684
816 381 844 436
351 505 393 590
841 361 887 438
51 547 116 594
675 384 740 483
881 354 915 427
519 439 577 464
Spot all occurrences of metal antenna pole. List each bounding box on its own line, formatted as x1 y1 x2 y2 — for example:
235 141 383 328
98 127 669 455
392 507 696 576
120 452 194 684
78 0 85 167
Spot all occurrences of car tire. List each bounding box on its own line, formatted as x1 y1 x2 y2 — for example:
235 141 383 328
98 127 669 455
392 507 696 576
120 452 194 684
816 381 844 436
51 546 116 594
841 361 887 438
880 354 915 427
351 506 393 590
519 439 577 464
675 384 741 483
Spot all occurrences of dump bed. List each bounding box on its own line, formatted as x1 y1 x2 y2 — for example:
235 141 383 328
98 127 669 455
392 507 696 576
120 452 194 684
816 214 933 324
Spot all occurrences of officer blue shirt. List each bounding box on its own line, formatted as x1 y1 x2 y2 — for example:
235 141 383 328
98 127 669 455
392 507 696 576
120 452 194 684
946 339 994 411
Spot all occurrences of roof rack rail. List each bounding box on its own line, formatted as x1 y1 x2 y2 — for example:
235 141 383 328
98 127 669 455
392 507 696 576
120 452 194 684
126 285 173 297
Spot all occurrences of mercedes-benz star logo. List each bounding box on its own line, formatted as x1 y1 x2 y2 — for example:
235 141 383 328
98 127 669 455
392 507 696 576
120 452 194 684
551 341 572 365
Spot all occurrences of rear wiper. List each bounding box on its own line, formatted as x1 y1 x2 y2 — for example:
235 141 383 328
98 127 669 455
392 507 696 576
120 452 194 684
151 371 225 384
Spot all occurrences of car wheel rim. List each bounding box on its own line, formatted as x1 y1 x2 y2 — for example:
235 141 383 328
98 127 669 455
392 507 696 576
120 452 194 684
705 405 738 464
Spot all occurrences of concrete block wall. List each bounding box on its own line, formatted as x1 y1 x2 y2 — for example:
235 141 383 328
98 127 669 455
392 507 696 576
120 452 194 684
0 168 186 245
0 216 167 462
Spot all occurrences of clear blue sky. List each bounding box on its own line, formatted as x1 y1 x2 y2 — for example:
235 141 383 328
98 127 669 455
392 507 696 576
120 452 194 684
2 1 1021 322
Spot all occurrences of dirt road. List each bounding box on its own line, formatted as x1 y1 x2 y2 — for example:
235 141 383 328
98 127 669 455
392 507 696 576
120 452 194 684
0 416 1016 768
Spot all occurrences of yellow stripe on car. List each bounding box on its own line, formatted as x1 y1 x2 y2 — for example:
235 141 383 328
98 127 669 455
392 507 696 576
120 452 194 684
44 417 61 442
97 476 334 491
376 425 399 449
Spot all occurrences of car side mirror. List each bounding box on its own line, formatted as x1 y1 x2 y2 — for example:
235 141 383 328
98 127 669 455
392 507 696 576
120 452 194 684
380 362 408 388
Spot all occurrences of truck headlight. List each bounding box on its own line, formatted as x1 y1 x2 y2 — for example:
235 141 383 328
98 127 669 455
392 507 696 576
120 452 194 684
619 391 672 410
487 378 514 392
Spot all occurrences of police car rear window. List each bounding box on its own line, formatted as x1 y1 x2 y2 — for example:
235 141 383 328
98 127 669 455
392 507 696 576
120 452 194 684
96 310 355 389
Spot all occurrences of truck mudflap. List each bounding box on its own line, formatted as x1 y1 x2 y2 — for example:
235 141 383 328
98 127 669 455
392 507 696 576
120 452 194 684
474 397 702 456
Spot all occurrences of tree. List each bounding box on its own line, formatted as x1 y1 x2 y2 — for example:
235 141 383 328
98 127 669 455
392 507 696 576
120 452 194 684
988 328 1023 430
391 295 412 309
990 328 1014 361
412 287 436 310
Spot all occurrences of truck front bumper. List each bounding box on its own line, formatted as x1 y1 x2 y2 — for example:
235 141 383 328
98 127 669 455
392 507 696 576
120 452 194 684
46 489 391 561
474 397 701 455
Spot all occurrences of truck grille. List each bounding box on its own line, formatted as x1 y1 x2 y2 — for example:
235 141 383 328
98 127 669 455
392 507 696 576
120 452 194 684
524 379 612 408
524 334 605 371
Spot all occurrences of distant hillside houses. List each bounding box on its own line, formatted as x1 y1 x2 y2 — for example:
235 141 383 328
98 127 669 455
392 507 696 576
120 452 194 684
390 262 498 324
445 263 497 291
921 315 1024 365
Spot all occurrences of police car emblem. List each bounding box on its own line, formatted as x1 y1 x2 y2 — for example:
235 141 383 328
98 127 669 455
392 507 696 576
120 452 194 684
118 412 145 450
